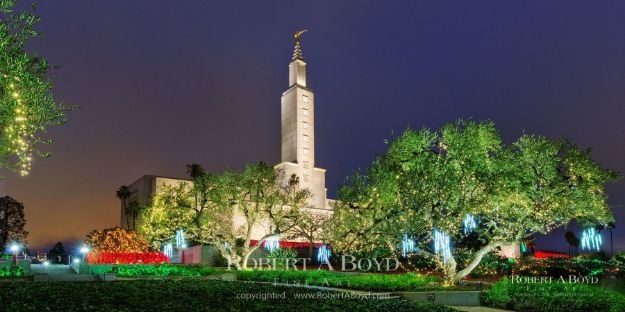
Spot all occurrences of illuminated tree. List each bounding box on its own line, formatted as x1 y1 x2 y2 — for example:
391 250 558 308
331 120 617 284
0 0 69 176
0 196 27 247
141 162 311 269
85 227 149 252
287 209 331 258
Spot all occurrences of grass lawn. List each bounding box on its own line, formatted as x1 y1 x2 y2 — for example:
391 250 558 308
0 279 456 312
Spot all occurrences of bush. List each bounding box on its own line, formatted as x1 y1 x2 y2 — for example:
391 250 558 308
238 270 442 291
266 248 298 269
87 251 169 264
0 266 23 278
85 227 149 252
108 264 223 277
0 280 455 311
483 277 625 312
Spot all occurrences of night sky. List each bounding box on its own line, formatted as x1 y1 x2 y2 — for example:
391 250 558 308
3 1 624 252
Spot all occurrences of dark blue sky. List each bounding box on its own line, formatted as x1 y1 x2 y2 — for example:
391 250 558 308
4 1 624 251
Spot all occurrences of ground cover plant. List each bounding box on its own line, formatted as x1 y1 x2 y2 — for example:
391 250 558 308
105 264 223 277
0 266 23 277
482 276 625 312
237 270 451 291
0 279 456 312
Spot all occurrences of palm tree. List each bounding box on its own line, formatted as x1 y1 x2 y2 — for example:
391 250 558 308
608 221 615 256
186 164 205 211
126 200 141 232
565 231 575 257
186 163 205 180
116 185 132 230
571 236 580 256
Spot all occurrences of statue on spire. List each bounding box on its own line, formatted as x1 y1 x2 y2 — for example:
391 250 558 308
292 29 308 61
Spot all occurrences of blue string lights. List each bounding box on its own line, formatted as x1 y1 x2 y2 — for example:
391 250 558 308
433 229 452 263
175 229 186 249
317 244 331 263
401 234 416 257
163 243 173 259
463 214 477 234
581 228 602 252
264 236 280 252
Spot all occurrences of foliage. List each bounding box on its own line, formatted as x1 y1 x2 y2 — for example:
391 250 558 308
47 241 68 264
483 277 625 312
86 251 168 264
0 279 455 312
286 209 331 258
455 250 513 278
266 248 298 269
0 196 27 247
141 162 312 269
330 120 618 283
0 0 70 176
513 255 620 279
237 270 444 291
106 264 223 277
85 227 149 252
0 266 22 277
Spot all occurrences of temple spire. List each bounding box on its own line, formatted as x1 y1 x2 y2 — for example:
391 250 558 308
292 29 308 61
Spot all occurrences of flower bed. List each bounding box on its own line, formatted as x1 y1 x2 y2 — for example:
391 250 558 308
0 280 455 311
86 251 169 264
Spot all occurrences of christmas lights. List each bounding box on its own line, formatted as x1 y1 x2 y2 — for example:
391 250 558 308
264 236 280 252
463 214 477 234
433 229 452 263
401 234 416 257
163 243 173 259
581 228 602 252
317 244 331 263
175 229 186 249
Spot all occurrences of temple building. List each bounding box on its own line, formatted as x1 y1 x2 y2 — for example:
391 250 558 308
121 31 333 236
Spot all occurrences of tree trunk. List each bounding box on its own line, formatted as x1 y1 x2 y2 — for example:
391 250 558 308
610 229 614 256
308 242 314 260
452 242 503 282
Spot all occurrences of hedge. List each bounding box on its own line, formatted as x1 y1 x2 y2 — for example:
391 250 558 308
483 277 625 312
0 280 455 311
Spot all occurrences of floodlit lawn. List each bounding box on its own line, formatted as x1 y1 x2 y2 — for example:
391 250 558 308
237 270 454 291
483 277 625 312
0 280 456 312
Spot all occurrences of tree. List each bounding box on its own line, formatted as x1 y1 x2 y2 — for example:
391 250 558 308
186 163 205 179
0 196 27 247
565 231 576 257
85 227 149 252
608 221 615 256
141 162 311 269
0 0 70 176
116 185 133 229
330 120 617 284
287 209 331 259
47 241 68 264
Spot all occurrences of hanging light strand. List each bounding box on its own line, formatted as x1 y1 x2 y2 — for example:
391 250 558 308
433 228 452 263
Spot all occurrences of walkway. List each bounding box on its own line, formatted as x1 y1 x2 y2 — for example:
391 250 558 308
31 264 98 281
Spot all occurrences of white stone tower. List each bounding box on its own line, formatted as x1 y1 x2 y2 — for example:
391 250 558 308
275 30 327 209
